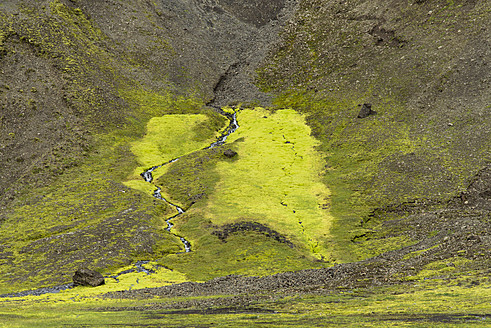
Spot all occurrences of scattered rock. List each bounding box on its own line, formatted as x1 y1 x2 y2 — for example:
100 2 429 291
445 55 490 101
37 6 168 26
467 235 481 242
73 268 105 287
224 149 238 158
357 103 376 118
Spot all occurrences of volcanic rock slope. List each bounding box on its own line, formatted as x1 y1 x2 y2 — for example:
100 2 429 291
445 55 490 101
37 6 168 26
0 0 489 296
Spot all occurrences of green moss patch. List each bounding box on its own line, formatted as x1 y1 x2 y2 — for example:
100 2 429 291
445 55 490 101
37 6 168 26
203 108 333 260
115 107 332 281
126 113 225 184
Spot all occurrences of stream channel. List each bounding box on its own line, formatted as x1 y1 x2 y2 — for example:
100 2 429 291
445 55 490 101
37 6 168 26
141 111 239 253
0 111 239 298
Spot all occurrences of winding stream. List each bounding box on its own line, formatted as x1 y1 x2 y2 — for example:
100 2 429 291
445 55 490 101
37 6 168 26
141 111 239 253
106 260 157 283
0 111 239 298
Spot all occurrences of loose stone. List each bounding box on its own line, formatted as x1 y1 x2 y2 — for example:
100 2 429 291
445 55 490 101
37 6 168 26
73 268 105 287
357 103 376 118
224 149 238 158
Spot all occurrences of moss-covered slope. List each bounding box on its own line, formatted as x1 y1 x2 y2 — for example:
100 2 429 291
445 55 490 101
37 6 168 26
257 0 490 260
0 3 489 323
0 0 262 292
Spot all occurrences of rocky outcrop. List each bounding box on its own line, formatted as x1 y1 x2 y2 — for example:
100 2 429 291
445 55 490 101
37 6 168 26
223 149 238 158
357 103 376 119
73 268 105 287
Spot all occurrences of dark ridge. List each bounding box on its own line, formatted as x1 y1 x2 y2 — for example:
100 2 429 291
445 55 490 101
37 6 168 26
212 221 294 248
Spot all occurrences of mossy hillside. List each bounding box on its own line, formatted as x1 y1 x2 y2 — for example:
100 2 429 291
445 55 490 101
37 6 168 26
266 95 421 262
0 83 223 293
259 74 488 264
0 132 182 294
1 278 489 327
1 113 489 326
256 0 490 262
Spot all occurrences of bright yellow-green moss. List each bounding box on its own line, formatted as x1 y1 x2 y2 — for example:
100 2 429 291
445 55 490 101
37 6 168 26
125 113 226 193
204 108 333 259
130 115 210 174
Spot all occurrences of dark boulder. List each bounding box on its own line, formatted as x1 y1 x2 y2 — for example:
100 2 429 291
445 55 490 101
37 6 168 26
224 149 238 158
73 268 105 287
357 103 377 118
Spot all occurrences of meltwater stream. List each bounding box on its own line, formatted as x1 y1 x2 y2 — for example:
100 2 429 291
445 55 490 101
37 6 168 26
140 112 239 253
0 112 239 298
153 187 191 252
